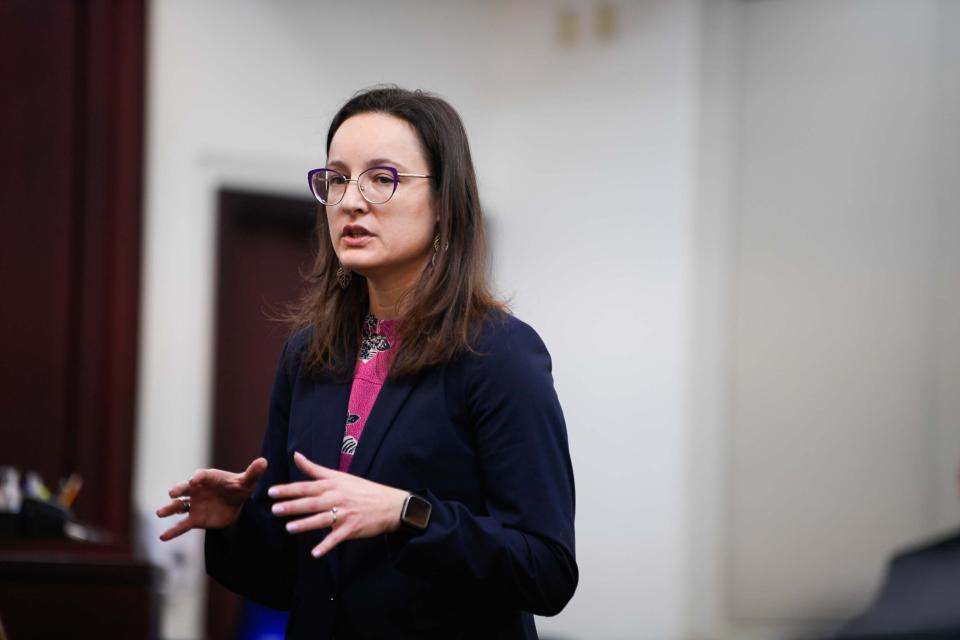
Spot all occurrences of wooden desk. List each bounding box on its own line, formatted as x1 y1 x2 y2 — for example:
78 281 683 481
0 545 160 640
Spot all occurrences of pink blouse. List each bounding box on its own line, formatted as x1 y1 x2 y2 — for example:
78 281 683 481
338 314 400 472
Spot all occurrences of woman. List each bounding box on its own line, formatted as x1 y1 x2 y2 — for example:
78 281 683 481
156 87 577 639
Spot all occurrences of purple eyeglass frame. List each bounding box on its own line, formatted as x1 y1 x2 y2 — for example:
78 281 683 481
307 165 432 205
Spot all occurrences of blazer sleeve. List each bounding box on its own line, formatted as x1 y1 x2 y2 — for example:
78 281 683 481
204 336 300 610
387 317 578 616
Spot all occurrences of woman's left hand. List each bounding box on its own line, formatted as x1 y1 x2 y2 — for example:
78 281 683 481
268 451 409 558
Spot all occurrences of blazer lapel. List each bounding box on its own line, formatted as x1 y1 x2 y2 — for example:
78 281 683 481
347 375 419 479
308 379 351 471
304 378 350 585
302 370 417 584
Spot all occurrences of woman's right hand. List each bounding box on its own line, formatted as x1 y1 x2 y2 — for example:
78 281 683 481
156 457 268 541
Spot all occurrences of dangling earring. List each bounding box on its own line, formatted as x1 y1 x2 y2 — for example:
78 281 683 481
336 263 352 289
431 233 441 266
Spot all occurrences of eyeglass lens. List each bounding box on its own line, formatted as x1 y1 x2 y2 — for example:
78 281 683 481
311 168 397 205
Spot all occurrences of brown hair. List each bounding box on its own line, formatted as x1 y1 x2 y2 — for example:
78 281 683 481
285 86 506 380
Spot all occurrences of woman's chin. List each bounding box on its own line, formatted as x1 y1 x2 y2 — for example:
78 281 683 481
338 251 373 272
340 252 430 283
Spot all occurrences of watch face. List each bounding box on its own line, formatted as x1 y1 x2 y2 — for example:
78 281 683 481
403 495 432 530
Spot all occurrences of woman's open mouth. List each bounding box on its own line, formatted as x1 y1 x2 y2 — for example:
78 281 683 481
342 224 373 247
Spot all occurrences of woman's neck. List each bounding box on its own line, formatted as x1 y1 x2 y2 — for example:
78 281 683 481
367 282 405 321
364 258 428 321
363 250 429 320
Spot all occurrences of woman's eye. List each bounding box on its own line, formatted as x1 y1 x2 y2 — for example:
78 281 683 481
372 173 394 185
329 176 347 185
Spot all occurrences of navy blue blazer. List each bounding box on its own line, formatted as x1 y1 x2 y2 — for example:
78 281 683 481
205 313 578 639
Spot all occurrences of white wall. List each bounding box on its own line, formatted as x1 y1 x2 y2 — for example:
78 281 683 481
930 0 960 538
686 1 743 637
725 0 960 636
137 1 703 638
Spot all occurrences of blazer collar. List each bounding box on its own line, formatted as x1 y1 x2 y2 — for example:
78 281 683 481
309 379 351 472
346 374 418 479
307 373 420 478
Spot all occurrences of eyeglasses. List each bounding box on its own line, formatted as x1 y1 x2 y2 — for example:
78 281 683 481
307 166 432 206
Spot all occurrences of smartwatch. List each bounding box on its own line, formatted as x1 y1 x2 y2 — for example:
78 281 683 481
400 493 432 531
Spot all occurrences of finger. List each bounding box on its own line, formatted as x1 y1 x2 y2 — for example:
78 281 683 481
268 479 332 500
284 509 337 534
240 457 268 486
271 493 338 517
293 451 336 479
188 468 210 487
158 518 193 542
190 467 234 490
311 524 351 558
168 482 190 499
156 499 189 518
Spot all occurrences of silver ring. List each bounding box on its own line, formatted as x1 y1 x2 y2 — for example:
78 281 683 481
330 506 338 527
177 496 191 514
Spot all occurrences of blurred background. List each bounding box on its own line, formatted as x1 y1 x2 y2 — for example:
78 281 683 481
1 0 958 638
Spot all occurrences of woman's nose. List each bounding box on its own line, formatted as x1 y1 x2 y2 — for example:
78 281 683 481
339 180 368 212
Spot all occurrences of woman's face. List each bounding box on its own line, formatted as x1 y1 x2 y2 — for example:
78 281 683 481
325 112 436 284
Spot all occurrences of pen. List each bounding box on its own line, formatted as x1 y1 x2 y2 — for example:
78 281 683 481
57 473 83 509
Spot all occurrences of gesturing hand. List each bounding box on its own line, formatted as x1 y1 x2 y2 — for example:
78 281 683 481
156 458 268 541
268 451 409 558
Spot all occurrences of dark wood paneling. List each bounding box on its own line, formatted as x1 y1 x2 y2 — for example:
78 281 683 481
0 0 80 517
66 0 146 545
0 0 145 549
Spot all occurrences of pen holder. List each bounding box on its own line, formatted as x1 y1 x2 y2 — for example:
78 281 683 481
17 497 72 537
0 510 16 536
